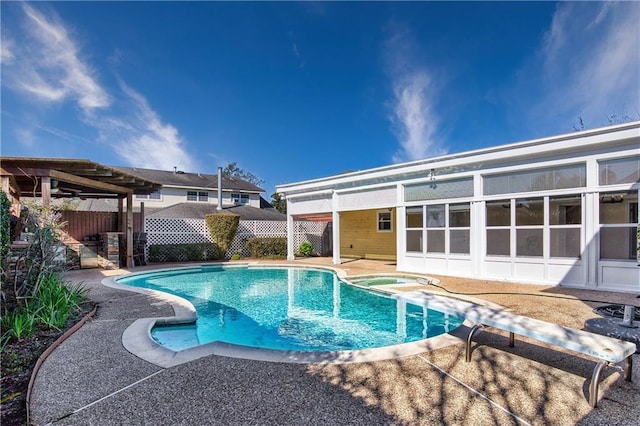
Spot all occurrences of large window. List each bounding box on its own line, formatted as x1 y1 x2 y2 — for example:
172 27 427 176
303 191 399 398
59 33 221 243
406 207 423 252
484 164 586 196
231 193 250 205
599 190 638 260
599 156 640 185
486 200 511 256
449 203 471 254
426 205 445 253
136 190 162 200
486 195 583 259
187 191 209 202
549 195 582 258
405 178 473 202
405 203 470 255
515 198 544 257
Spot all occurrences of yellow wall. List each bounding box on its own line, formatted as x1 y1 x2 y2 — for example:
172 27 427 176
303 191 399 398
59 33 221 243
340 209 396 260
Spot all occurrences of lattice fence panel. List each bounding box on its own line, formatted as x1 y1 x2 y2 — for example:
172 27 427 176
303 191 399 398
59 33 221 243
292 221 326 255
230 220 288 257
145 218 327 259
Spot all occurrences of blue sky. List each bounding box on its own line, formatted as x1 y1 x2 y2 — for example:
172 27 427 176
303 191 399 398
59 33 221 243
2 2 639 197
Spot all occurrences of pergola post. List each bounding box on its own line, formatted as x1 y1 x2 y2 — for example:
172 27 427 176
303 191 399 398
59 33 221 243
41 176 51 207
126 192 133 268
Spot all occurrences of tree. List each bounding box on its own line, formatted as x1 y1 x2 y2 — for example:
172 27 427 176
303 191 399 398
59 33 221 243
573 113 639 131
270 192 286 214
221 162 264 187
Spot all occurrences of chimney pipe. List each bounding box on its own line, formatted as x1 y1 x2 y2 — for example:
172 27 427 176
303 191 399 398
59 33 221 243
217 166 223 211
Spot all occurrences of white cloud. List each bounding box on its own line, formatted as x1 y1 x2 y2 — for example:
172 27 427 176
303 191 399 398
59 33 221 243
1 37 15 62
384 23 444 163
518 2 640 131
2 4 196 171
7 3 111 112
105 83 194 171
391 73 440 162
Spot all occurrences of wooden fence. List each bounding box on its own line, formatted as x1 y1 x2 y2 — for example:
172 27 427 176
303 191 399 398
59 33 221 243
59 211 144 241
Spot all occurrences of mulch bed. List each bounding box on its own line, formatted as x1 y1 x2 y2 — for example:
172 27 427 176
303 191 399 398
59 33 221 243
1 302 95 426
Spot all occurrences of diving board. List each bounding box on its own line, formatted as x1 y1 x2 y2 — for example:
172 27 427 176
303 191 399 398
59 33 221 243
393 291 635 407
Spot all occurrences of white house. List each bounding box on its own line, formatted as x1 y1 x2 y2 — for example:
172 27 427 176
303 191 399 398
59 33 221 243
111 166 264 209
276 122 640 293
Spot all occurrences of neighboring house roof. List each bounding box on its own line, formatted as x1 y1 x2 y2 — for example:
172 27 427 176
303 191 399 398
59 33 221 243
147 202 287 221
70 198 156 213
68 193 278 216
109 166 264 193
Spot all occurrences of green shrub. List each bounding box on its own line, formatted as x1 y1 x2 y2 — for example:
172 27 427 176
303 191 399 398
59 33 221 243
297 241 314 257
1 309 37 347
205 213 240 256
246 237 287 258
1 191 10 261
33 273 87 330
147 243 222 263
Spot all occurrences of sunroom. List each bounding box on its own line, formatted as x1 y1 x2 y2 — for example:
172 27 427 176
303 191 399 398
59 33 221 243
278 122 640 293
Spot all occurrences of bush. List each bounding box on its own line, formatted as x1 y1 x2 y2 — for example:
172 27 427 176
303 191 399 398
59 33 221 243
0 272 87 350
147 243 222 263
205 213 240 256
33 273 87 330
246 237 287 258
297 241 314 257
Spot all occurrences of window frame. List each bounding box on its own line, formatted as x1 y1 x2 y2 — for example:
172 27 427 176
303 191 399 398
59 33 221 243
377 210 393 233
187 190 209 202
231 193 250 205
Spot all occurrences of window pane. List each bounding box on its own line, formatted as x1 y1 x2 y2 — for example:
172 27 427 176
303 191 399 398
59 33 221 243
149 190 161 200
516 229 543 257
550 195 581 225
426 205 445 227
198 192 208 202
427 230 445 253
449 203 470 227
600 191 638 224
550 228 581 258
486 200 510 226
450 230 470 254
187 191 197 201
484 163 586 195
599 156 640 185
600 227 637 260
515 198 544 226
405 178 473 201
487 229 510 255
406 207 423 228
378 211 392 231
406 230 422 252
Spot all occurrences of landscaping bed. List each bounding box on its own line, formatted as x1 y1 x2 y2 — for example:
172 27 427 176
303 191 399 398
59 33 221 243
0 301 95 426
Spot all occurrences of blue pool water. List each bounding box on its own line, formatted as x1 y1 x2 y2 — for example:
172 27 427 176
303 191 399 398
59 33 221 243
117 266 463 352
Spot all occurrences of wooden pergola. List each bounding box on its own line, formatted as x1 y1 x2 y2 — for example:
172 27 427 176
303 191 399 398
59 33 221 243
0 157 162 268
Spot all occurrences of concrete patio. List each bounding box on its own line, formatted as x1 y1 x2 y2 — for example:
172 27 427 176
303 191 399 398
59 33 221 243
30 259 639 425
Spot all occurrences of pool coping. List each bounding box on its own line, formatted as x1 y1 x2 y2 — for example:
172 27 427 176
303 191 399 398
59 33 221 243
102 262 476 368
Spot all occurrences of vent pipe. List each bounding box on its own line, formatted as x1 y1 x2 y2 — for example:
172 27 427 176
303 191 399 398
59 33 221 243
217 166 223 210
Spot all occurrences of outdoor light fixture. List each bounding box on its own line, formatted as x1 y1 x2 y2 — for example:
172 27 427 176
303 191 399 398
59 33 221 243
49 178 60 194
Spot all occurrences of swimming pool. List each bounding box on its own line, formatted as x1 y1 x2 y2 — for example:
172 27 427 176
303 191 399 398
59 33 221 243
115 265 463 357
